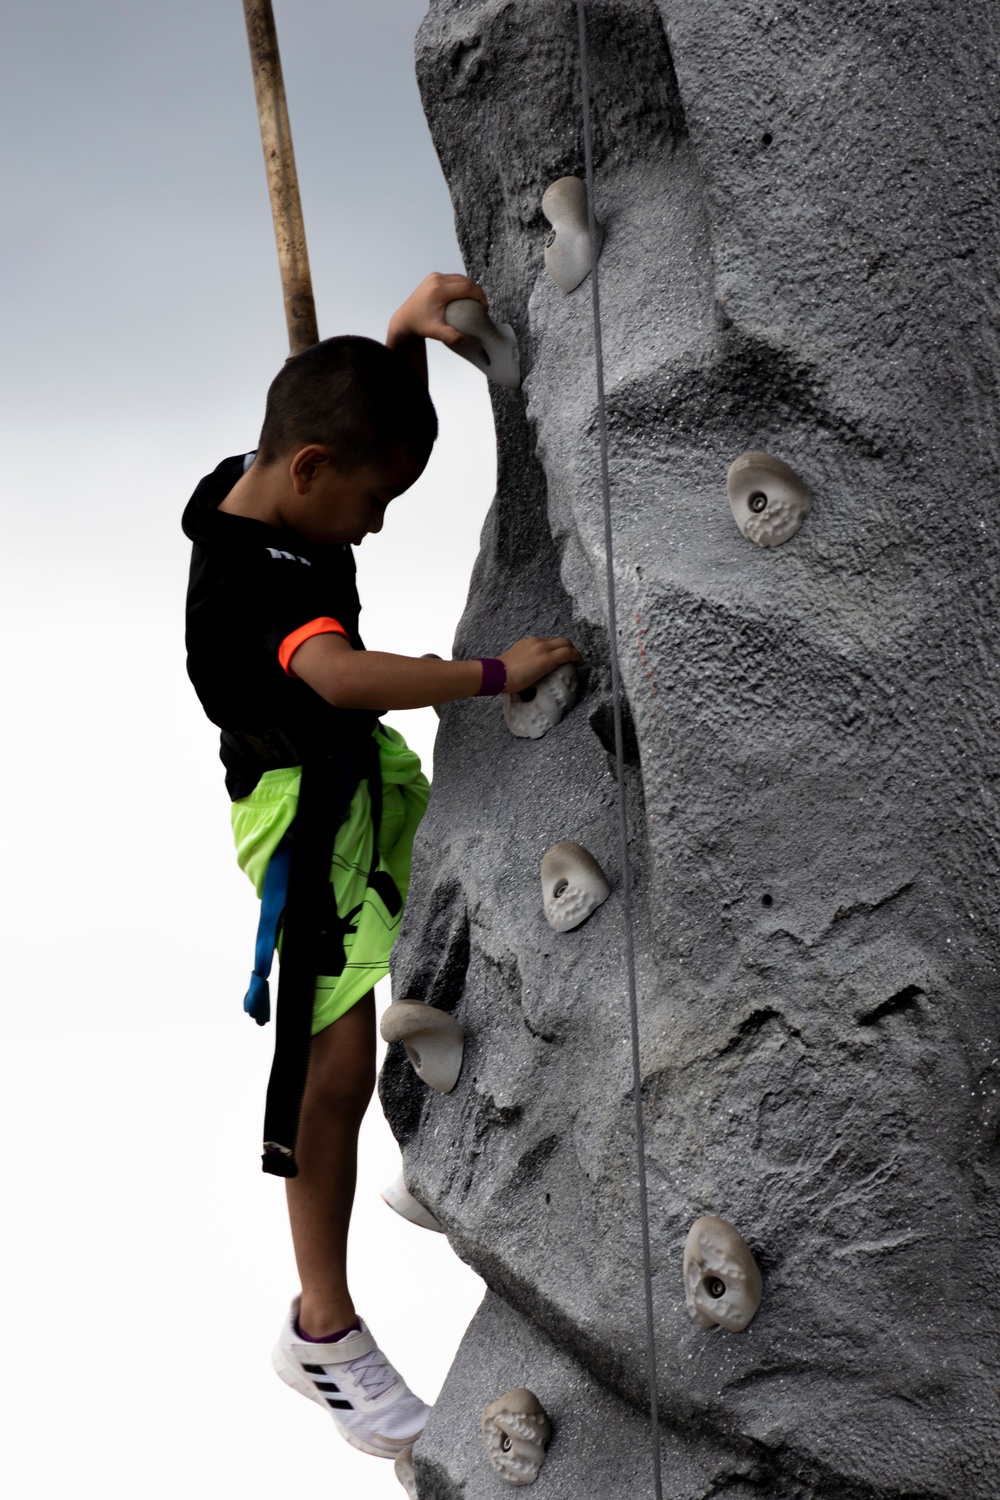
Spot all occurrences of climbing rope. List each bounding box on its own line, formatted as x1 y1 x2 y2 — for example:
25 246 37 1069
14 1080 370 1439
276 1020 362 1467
575 4 664 1494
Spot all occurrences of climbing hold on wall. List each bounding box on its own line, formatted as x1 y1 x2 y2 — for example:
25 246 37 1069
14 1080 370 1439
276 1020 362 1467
444 298 521 390
481 1388 552 1486
503 662 580 739
541 175 603 293
683 1215 763 1332
541 841 611 932
394 1445 419 1499
727 451 812 547
380 1000 465 1094
381 1171 445 1233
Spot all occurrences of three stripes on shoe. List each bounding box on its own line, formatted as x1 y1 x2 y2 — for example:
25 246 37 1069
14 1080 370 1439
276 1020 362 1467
302 1363 352 1411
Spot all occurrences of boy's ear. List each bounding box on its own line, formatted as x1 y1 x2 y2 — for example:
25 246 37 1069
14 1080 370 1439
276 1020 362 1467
289 444 335 493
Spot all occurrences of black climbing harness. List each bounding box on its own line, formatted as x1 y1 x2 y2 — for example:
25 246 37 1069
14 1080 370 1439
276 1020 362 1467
576 4 664 1494
243 734 391 1178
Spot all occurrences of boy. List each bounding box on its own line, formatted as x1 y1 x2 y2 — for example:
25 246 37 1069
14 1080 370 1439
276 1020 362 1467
183 272 581 1460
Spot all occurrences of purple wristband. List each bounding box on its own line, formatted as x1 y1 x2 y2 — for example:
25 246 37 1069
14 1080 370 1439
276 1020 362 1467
476 657 507 696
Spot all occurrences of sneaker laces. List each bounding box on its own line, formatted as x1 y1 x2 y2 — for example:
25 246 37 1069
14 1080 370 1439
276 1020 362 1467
338 1348 397 1402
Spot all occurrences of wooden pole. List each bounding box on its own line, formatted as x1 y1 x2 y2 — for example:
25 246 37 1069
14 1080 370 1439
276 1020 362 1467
242 0 319 356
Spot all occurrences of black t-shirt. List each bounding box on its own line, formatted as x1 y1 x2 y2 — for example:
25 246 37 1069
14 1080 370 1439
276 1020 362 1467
183 454 378 799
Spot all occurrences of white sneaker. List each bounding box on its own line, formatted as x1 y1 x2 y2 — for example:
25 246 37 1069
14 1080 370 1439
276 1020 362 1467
272 1298 430 1459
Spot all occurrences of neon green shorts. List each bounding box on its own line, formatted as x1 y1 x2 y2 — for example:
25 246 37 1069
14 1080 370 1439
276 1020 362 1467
230 725 429 1035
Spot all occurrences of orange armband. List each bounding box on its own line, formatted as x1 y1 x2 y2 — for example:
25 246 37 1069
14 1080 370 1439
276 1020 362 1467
278 617 348 677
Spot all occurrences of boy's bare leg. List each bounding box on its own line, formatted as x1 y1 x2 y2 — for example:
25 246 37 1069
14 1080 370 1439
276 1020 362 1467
286 991 376 1336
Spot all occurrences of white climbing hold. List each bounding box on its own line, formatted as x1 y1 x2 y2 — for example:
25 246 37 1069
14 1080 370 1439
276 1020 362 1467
444 298 521 390
380 1000 465 1094
381 1172 445 1233
541 841 611 932
503 662 580 739
481 1387 552 1486
541 175 603 293
726 451 812 547
683 1215 763 1332
394 1445 419 1499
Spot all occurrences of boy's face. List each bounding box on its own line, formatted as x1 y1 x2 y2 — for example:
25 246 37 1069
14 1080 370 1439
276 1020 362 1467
287 446 425 547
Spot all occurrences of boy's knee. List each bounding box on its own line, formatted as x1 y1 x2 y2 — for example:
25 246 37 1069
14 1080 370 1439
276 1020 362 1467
305 1041 374 1120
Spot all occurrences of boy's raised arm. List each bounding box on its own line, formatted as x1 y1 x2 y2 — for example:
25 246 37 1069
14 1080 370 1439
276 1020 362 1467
289 630 582 712
386 272 489 384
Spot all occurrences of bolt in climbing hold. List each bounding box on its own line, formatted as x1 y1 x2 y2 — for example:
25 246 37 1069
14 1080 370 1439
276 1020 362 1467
503 662 580 739
683 1216 763 1332
482 1388 552 1486
541 175 604 293
727 452 812 547
541 841 611 932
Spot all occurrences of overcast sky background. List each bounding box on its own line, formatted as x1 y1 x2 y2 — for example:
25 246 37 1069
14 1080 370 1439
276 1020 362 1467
1 4 496 1496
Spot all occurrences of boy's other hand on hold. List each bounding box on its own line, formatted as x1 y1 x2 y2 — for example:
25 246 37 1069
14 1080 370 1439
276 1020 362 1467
386 273 488 382
289 632 582 713
499 636 583 695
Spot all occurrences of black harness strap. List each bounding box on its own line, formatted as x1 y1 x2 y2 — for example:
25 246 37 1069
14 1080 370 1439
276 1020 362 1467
260 738 382 1177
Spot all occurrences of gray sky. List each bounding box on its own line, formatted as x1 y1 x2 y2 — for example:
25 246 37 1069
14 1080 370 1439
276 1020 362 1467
2 1 462 428
1 4 494 1496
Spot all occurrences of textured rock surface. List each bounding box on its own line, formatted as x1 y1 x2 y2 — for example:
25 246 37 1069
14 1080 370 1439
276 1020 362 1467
381 2 1000 1494
413 1292 728 1499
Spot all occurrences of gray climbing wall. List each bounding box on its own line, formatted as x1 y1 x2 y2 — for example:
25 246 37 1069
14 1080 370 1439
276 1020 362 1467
380 2 1000 1495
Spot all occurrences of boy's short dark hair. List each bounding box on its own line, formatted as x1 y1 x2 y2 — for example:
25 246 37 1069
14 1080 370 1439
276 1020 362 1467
257 335 438 470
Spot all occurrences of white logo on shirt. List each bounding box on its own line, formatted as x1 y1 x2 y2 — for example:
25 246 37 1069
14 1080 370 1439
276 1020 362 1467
265 547 311 566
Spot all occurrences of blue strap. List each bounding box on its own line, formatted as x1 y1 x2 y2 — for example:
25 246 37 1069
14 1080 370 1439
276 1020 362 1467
243 839 293 1026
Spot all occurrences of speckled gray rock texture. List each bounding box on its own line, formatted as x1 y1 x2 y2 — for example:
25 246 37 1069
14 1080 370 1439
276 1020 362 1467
380 3 1000 1495
411 1292 745 1499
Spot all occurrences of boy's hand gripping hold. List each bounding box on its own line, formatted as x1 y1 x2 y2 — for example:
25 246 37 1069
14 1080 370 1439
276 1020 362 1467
386 272 489 383
290 633 583 711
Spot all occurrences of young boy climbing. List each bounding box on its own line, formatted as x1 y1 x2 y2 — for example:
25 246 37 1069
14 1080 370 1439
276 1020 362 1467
183 272 581 1461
